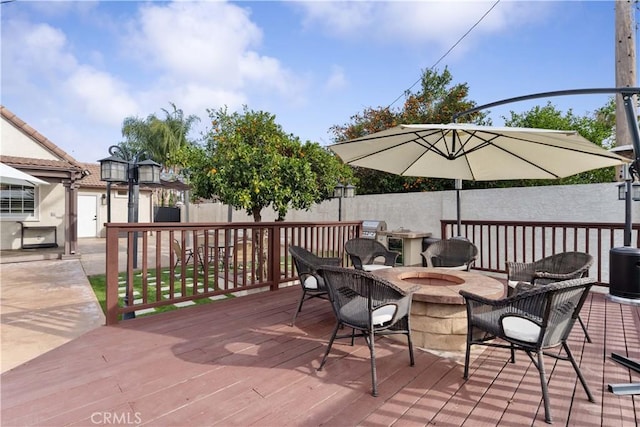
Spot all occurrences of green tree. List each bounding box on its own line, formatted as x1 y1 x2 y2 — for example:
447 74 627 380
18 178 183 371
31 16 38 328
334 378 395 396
121 103 199 174
491 100 617 187
119 103 199 206
181 106 352 222
330 67 487 194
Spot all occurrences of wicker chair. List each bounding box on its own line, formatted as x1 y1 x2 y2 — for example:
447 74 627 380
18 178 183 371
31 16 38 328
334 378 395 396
288 246 342 326
460 277 596 424
317 265 415 396
420 238 478 271
344 238 399 271
507 252 594 342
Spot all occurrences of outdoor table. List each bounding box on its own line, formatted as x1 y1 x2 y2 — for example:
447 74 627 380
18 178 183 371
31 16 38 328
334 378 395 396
198 243 233 266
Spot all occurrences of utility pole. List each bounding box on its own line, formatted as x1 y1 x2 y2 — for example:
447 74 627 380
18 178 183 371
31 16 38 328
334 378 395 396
615 0 637 153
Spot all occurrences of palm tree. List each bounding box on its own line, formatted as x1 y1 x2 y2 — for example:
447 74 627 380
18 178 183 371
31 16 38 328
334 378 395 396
120 103 200 205
121 103 200 175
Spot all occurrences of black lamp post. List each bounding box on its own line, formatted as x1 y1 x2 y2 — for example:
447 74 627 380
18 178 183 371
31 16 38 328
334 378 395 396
99 146 160 319
611 144 640 247
333 183 355 221
617 173 640 247
617 181 640 202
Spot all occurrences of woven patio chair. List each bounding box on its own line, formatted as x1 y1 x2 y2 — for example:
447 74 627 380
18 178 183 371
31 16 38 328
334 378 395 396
420 238 478 271
316 265 415 397
507 252 594 342
460 277 596 424
288 246 342 326
344 238 399 271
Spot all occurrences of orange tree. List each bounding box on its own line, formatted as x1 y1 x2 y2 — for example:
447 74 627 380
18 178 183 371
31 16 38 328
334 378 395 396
179 105 352 222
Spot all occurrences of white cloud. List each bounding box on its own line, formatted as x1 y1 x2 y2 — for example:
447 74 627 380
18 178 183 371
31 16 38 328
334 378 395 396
2 19 77 82
64 66 139 126
324 65 347 92
297 1 376 36
295 1 551 49
127 0 304 103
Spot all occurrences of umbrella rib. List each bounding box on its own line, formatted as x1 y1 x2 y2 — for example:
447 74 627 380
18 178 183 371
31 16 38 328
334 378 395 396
343 130 452 166
396 130 453 175
471 131 564 178
464 131 610 178
414 130 451 158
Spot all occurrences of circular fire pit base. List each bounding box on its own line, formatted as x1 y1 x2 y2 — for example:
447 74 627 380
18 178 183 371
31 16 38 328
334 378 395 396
373 267 505 352
410 300 469 351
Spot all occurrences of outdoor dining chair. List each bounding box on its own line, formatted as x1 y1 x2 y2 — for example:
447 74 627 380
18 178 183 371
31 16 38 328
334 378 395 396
344 238 399 271
506 251 594 342
420 237 478 271
459 277 596 424
288 246 342 326
317 265 416 397
172 239 195 269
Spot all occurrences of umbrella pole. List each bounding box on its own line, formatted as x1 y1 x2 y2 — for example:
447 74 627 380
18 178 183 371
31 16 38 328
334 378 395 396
455 179 462 236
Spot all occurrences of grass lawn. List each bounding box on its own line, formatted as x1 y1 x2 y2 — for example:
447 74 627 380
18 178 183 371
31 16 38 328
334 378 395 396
88 266 234 319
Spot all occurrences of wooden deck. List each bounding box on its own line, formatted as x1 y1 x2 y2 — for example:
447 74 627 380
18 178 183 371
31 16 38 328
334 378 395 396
1 286 639 426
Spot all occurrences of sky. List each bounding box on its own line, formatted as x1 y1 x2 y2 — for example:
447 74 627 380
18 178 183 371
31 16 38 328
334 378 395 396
1 0 638 164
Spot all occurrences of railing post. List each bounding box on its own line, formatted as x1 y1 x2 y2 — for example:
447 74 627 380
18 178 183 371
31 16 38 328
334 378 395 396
270 224 281 291
105 224 120 325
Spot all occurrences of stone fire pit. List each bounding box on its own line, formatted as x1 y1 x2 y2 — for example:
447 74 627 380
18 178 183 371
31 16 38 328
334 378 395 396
373 267 505 352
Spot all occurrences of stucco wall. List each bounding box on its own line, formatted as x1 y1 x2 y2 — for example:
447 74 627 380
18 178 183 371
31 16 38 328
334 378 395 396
186 182 638 238
1 117 59 160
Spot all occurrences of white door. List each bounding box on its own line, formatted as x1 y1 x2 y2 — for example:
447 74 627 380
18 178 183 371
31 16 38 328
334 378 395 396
78 195 98 238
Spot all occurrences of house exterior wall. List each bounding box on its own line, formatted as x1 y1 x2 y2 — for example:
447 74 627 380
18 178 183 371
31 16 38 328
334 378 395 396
186 182 638 238
1 114 79 251
1 117 59 160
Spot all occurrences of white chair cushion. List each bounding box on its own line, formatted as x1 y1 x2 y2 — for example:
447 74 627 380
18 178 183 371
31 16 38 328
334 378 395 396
303 275 318 290
363 264 393 272
372 304 396 326
507 280 519 289
501 316 541 343
438 264 467 271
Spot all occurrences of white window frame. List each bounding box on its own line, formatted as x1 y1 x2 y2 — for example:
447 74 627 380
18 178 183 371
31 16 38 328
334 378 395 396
0 184 39 221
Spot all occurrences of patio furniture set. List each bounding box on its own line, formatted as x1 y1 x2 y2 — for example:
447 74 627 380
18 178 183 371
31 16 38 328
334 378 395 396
172 232 236 270
288 238 596 424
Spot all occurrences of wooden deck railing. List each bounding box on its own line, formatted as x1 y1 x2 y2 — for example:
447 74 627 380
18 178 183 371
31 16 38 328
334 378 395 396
105 221 361 325
105 219 638 324
441 220 640 284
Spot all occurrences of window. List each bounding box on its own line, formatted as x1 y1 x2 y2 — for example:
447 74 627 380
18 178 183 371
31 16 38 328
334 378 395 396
0 184 37 219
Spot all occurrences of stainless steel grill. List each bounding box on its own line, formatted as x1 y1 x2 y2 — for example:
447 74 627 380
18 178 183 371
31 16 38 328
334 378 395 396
361 220 387 242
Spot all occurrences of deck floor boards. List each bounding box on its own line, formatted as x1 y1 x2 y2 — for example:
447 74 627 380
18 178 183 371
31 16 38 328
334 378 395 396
1 286 639 426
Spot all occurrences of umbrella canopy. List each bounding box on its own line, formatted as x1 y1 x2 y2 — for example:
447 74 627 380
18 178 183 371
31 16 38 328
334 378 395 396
330 123 630 235
0 163 49 186
329 123 629 181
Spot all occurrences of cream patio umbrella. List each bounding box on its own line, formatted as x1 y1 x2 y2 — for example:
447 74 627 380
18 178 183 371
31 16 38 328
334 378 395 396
0 163 49 186
329 123 629 233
